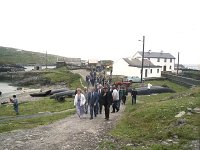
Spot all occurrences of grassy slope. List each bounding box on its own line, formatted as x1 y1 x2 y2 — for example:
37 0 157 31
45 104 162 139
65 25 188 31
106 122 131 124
0 98 75 133
101 80 200 150
41 67 84 88
0 46 64 65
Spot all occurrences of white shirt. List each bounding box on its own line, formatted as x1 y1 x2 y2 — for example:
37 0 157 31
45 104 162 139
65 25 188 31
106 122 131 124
112 89 119 101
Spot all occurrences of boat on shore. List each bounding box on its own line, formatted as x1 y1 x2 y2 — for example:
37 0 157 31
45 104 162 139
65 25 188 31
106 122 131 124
50 88 69 95
135 86 175 95
50 90 76 99
30 90 52 97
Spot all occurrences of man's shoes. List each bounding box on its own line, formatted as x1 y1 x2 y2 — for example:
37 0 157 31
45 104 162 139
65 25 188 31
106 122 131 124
105 118 109 120
111 111 115 113
116 109 119 112
90 117 93 120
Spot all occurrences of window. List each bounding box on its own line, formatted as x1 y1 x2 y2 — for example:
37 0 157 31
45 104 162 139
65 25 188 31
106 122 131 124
169 66 172 69
150 69 152 73
164 58 167 62
157 69 159 73
170 58 172 63
157 58 160 62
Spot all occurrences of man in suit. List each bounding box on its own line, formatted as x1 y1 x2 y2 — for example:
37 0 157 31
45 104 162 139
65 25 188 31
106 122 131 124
102 86 112 120
97 84 103 114
88 87 99 119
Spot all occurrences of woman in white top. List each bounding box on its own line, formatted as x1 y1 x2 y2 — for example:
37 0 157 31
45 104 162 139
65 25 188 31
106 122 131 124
74 88 86 118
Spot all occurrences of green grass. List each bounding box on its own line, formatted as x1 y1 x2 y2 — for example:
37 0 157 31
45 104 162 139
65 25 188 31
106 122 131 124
0 110 75 133
100 80 200 149
0 97 75 133
0 97 74 116
0 46 64 65
41 67 82 88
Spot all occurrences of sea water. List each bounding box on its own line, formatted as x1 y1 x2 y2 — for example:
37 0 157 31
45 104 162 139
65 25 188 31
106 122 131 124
0 82 20 102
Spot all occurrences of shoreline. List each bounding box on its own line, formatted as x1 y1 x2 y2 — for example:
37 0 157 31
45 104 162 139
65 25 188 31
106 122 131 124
0 84 68 103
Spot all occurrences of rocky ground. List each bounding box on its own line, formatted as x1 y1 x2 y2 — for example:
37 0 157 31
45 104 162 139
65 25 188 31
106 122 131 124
0 105 124 150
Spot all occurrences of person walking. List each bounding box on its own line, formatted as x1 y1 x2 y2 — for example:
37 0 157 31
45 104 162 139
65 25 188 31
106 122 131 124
88 87 99 120
131 88 138 105
83 87 89 114
102 86 112 120
97 84 103 114
74 88 86 119
111 86 119 113
9 95 19 115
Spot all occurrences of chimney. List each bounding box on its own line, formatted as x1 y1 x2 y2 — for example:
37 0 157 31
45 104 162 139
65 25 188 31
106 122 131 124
148 50 151 54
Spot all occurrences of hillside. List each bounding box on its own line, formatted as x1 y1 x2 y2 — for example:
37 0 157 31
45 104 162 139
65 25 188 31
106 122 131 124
0 46 65 65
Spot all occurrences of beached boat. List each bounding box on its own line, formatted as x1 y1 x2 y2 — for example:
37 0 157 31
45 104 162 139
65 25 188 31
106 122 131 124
30 90 52 97
50 88 69 95
50 90 76 99
135 86 175 95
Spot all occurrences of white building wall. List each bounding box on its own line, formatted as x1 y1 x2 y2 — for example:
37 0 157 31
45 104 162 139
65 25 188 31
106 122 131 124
112 59 140 77
143 67 162 78
150 58 175 72
113 58 161 78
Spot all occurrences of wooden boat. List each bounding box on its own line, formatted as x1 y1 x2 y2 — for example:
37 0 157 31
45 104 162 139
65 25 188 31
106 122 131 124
30 90 52 97
135 86 175 95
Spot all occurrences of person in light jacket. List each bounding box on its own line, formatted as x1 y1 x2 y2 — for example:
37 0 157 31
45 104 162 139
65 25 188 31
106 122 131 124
74 88 86 119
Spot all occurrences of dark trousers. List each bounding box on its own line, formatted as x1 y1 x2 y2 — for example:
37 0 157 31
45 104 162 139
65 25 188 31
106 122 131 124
132 96 136 105
14 104 19 114
122 96 126 104
99 102 103 114
112 100 119 112
90 104 97 118
104 104 110 119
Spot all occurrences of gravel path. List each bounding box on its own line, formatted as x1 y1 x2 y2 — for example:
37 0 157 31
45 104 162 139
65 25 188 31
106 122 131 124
0 105 125 150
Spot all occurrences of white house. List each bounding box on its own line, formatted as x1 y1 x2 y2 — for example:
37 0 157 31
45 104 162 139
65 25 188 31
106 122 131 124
132 51 175 72
112 58 162 78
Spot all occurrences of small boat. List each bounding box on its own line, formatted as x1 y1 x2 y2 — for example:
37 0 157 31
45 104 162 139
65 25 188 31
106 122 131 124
30 90 52 97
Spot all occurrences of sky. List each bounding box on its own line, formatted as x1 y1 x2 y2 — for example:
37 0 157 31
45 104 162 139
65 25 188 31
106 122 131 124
0 0 199 64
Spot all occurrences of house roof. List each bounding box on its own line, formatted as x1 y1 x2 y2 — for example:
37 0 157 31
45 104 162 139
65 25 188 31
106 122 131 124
123 58 162 68
137 51 175 59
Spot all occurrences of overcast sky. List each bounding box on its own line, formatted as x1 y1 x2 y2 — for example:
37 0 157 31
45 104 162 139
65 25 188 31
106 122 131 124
0 0 199 64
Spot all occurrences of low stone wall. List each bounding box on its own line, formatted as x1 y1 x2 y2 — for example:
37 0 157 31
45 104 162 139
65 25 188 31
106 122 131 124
162 72 200 87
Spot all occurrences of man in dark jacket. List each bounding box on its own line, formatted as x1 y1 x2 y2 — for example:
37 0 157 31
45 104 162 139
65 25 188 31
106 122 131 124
88 87 99 119
131 88 137 105
102 86 112 120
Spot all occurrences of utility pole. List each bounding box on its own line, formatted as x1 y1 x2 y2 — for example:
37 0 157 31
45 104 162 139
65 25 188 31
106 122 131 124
177 52 179 75
46 51 47 69
141 36 145 83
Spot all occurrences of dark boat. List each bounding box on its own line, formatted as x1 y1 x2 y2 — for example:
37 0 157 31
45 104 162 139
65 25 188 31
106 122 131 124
50 90 76 99
136 86 175 95
50 88 69 95
30 90 52 97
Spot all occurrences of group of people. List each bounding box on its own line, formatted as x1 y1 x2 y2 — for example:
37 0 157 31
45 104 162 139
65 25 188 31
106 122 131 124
74 84 128 120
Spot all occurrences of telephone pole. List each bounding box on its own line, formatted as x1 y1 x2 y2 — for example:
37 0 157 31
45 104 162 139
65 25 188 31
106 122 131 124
140 36 145 83
46 51 47 69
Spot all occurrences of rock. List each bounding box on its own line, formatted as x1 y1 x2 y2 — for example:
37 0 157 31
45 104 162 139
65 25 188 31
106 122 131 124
186 107 192 112
175 111 185 117
177 118 186 125
193 107 200 113
187 112 192 116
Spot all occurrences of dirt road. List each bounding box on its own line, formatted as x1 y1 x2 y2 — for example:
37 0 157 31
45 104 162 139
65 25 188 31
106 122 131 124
0 105 124 150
